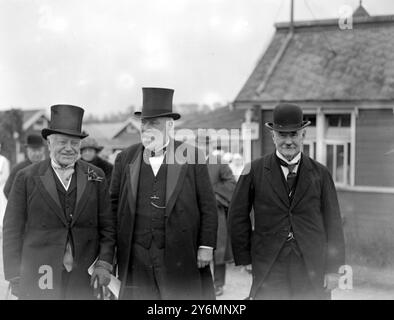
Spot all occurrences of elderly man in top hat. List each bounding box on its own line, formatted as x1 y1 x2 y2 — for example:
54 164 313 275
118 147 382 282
4 134 47 199
80 137 113 185
3 104 116 299
229 103 345 300
110 87 218 300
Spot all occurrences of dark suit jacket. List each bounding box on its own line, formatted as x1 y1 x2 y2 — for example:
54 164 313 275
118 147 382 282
207 160 236 263
229 152 345 298
3 159 32 199
2 159 116 299
110 140 218 300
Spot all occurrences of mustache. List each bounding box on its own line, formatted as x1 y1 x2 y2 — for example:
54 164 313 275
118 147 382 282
60 152 77 156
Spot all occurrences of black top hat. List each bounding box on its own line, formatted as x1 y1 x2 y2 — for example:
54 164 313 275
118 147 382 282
265 103 311 132
25 133 45 148
41 104 89 140
134 87 180 120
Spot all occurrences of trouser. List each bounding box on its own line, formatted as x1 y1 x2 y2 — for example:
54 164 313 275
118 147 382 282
60 268 95 300
60 269 71 300
122 243 166 300
255 240 330 300
214 263 226 287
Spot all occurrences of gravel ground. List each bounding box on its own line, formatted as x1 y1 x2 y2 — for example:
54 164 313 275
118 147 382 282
1 239 393 300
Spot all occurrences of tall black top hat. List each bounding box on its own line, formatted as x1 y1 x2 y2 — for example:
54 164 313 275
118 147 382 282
134 87 181 120
25 134 45 148
265 103 311 132
41 104 89 140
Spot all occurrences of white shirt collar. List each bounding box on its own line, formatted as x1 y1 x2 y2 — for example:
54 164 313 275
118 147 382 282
276 150 301 165
50 158 75 191
50 158 75 170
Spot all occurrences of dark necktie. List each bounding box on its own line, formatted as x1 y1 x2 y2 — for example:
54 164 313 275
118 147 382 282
278 158 299 196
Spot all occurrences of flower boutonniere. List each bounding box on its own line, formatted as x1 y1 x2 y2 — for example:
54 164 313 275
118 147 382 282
87 167 103 182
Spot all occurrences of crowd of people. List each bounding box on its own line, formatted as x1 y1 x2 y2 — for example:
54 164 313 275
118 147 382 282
0 87 345 300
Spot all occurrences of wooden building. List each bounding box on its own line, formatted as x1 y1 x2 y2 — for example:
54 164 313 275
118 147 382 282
233 5 394 265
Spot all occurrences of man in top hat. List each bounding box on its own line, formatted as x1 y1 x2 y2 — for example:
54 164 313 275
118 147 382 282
4 134 47 199
3 104 116 299
80 137 113 185
229 103 345 299
110 87 218 300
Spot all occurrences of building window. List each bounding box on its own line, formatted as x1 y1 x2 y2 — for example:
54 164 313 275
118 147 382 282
323 113 352 186
326 114 350 127
304 114 316 126
303 141 316 159
326 142 351 185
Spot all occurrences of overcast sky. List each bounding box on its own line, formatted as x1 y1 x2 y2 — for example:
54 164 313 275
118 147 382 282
1 0 394 117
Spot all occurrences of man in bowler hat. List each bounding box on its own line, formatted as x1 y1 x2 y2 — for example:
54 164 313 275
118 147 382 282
4 134 47 199
229 104 345 299
3 105 116 299
110 87 218 299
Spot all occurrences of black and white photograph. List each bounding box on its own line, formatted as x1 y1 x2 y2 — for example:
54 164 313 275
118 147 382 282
0 0 394 308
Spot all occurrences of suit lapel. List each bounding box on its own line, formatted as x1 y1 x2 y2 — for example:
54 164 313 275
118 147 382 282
264 153 290 208
127 144 143 214
165 140 187 218
71 161 89 225
36 160 67 226
290 154 312 210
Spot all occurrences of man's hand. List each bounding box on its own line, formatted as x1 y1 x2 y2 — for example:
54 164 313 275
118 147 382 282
197 247 213 268
242 264 252 274
324 273 341 291
9 277 20 298
91 267 111 287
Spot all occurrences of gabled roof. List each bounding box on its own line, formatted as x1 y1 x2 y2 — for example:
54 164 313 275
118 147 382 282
112 118 140 138
82 120 141 149
235 10 394 105
353 3 370 18
22 109 48 130
82 122 126 140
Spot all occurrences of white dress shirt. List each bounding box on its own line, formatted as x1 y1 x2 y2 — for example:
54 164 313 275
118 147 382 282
51 159 75 191
148 139 170 176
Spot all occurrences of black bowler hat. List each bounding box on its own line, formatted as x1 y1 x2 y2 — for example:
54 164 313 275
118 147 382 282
25 134 45 148
134 87 180 120
41 104 89 140
265 103 311 132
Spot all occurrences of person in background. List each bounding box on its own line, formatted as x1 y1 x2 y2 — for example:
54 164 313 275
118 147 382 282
4 134 46 199
80 137 113 185
204 145 236 296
